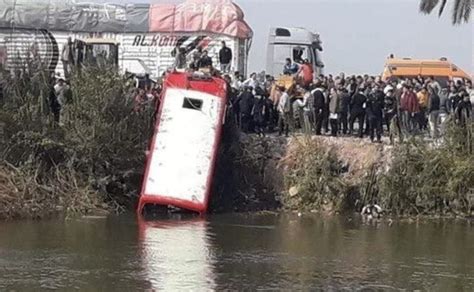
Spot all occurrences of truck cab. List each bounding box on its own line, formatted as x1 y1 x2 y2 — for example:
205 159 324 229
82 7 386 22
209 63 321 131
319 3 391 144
266 27 324 78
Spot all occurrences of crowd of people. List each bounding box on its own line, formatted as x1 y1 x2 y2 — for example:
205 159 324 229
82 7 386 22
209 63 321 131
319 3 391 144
172 41 233 73
224 65 473 143
47 40 473 143
139 47 474 143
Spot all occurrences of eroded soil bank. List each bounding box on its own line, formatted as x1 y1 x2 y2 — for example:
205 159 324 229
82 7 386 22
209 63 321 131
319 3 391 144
213 126 473 218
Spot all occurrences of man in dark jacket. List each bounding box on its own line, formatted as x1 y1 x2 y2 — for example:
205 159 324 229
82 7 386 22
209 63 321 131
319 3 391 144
347 77 357 97
252 96 267 136
219 41 232 73
427 86 441 138
349 86 367 138
366 86 385 142
455 90 472 126
383 88 396 133
311 83 326 135
238 86 255 133
339 87 351 134
224 75 240 126
197 50 213 69
449 85 462 113
263 95 275 133
322 88 330 134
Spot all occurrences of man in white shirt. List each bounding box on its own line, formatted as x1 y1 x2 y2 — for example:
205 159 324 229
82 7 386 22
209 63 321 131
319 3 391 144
232 73 244 91
277 86 291 137
54 78 69 107
466 80 474 107
242 72 259 93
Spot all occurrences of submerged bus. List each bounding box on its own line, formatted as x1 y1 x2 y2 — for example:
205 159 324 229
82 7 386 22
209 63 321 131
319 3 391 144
137 71 228 215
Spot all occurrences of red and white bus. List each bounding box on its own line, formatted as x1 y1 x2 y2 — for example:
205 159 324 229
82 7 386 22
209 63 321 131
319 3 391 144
137 71 228 214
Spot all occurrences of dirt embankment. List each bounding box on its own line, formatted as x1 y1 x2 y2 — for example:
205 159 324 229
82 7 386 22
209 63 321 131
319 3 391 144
212 132 393 214
216 128 473 217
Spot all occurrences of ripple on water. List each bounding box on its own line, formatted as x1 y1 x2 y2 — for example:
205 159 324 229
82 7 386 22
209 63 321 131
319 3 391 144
0 215 473 291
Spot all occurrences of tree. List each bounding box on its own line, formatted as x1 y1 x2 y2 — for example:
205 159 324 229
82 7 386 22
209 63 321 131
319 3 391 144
420 0 472 24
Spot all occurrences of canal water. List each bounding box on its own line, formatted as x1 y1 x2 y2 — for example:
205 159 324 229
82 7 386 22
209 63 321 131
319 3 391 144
0 213 473 291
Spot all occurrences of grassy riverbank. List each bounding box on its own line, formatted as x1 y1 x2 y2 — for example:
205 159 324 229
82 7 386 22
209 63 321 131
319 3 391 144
0 67 153 219
220 119 473 218
1 67 472 219
278 122 474 217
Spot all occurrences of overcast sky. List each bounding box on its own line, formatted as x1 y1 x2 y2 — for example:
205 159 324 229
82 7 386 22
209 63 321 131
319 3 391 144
235 0 472 75
115 0 472 75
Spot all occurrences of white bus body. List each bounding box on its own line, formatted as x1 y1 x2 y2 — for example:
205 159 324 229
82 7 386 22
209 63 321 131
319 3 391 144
138 72 227 214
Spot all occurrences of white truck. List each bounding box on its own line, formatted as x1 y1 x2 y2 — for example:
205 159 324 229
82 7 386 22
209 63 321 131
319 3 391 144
266 27 324 77
0 29 251 78
0 0 253 79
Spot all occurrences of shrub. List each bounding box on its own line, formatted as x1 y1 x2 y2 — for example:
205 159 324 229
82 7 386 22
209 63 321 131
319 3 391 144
0 65 154 219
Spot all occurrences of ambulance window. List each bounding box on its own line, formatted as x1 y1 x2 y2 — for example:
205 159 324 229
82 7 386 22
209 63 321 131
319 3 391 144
183 97 203 111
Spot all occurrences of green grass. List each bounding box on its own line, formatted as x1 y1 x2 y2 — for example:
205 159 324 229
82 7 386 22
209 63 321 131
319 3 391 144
0 65 154 219
280 122 474 217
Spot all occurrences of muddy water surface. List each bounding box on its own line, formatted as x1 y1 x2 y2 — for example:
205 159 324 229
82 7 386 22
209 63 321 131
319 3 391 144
0 214 473 291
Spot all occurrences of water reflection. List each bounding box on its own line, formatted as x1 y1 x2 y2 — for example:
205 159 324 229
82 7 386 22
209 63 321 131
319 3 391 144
207 214 474 291
138 217 216 291
0 214 472 291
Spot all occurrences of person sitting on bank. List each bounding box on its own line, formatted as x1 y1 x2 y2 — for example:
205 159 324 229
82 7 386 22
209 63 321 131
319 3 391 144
283 58 299 75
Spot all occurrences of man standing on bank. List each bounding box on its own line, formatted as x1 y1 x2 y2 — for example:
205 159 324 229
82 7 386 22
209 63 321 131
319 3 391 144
61 37 75 80
219 41 233 73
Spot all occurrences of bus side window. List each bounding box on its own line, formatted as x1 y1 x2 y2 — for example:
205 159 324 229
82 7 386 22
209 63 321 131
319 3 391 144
183 97 203 111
